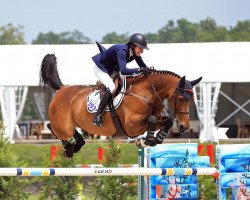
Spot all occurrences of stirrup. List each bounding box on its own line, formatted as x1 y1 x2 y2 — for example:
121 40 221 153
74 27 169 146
93 115 103 127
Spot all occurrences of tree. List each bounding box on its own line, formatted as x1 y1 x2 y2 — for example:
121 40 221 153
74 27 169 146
32 30 91 44
95 18 250 44
21 90 39 120
0 23 25 44
0 124 31 199
197 17 230 42
229 20 250 41
157 20 177 43
174 18 198 42
145 33 159 43
89 139 137 200
39 147 83 199
101 32 129 44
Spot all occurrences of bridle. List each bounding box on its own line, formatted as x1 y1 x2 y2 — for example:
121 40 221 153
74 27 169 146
147 74 190 122
123 73 191 122
170 87 191 119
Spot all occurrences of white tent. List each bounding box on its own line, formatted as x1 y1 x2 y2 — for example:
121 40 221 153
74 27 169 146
0 42 250 142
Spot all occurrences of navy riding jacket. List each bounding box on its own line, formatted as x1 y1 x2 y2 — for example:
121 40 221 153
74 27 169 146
92 44 147 76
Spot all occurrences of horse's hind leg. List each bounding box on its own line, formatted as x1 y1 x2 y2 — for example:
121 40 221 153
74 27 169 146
47 123 75 158
73 129 85 153
61 140 74 158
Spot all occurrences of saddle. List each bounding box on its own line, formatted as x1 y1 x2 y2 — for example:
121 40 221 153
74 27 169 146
87 74 126 113
95 73 123 98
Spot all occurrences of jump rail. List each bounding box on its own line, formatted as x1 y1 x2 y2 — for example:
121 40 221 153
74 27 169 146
0 167 217 177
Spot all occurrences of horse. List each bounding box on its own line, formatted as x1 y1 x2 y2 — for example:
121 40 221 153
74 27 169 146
40 54 202 158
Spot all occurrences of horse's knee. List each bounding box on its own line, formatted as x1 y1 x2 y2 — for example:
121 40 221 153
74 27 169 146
148 115 157 131
148 115 157 123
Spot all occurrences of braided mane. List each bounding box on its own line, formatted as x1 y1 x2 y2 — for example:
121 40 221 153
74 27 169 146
149 70 181 78
126 69 181 84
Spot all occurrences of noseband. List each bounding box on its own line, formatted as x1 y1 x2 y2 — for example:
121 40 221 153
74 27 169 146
171 88 190 117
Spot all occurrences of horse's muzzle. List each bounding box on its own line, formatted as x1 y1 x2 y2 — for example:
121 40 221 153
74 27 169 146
178 123 189 133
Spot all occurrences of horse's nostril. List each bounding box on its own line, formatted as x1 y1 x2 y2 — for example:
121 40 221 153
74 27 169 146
180 124 184 131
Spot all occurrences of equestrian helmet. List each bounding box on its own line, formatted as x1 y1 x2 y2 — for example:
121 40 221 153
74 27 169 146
129 33 149 50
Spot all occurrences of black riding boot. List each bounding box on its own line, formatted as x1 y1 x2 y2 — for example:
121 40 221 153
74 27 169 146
93 89 112 127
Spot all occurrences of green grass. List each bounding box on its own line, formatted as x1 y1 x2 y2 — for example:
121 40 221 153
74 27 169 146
9 140 247 199
28 194 39 200
11 141 249 167
11 142 138 167
9 141 139 199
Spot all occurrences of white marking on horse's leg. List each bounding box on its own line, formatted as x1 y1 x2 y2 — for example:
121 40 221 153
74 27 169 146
140 138 147 148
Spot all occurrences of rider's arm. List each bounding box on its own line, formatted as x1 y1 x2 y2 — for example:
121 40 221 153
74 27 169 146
135 56 147 68
117 49 140 75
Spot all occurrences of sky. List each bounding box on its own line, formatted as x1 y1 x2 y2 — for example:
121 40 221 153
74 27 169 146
0 0 250 44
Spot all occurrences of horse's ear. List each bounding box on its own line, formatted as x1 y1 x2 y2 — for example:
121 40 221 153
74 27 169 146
179 76 186 88
191 77 202 87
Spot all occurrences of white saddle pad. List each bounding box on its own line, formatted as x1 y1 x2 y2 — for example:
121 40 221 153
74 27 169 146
87 78 126 113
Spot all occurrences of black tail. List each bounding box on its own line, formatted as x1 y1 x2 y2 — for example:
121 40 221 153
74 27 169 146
40 54 64 91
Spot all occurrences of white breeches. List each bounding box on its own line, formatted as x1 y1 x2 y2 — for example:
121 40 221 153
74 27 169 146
94 64 115 93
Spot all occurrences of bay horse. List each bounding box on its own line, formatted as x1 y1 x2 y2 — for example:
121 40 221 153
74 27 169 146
40 54 202 158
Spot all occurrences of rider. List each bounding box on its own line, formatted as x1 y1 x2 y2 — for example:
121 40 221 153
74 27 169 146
92 33 152 127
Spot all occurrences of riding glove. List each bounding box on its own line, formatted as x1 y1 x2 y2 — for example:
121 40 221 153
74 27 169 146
139 67 154 74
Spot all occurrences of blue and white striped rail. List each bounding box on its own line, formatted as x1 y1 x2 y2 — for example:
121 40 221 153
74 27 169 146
0 167 218 176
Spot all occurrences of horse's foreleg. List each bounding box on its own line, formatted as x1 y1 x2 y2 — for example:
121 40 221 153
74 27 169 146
144 115 157 146
73 129 85 153
155 118 173 144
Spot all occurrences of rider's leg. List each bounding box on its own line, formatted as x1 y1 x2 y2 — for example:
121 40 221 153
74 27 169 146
155 118 173 144
93 65 115 127
93 88 112 127
93 65 116 94
145 115 157 146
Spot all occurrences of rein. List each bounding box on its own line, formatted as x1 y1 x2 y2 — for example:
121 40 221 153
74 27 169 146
146 74 177 121
123 73 190 122
122 76 153 106
146 74 190 121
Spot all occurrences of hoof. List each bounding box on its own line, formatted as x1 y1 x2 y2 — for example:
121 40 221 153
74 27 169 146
155 139 163 145
144 136 157 146
73 139 85 153
63 142 74 158
136 138 147 148
63 149 74 158
145 140 157 147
